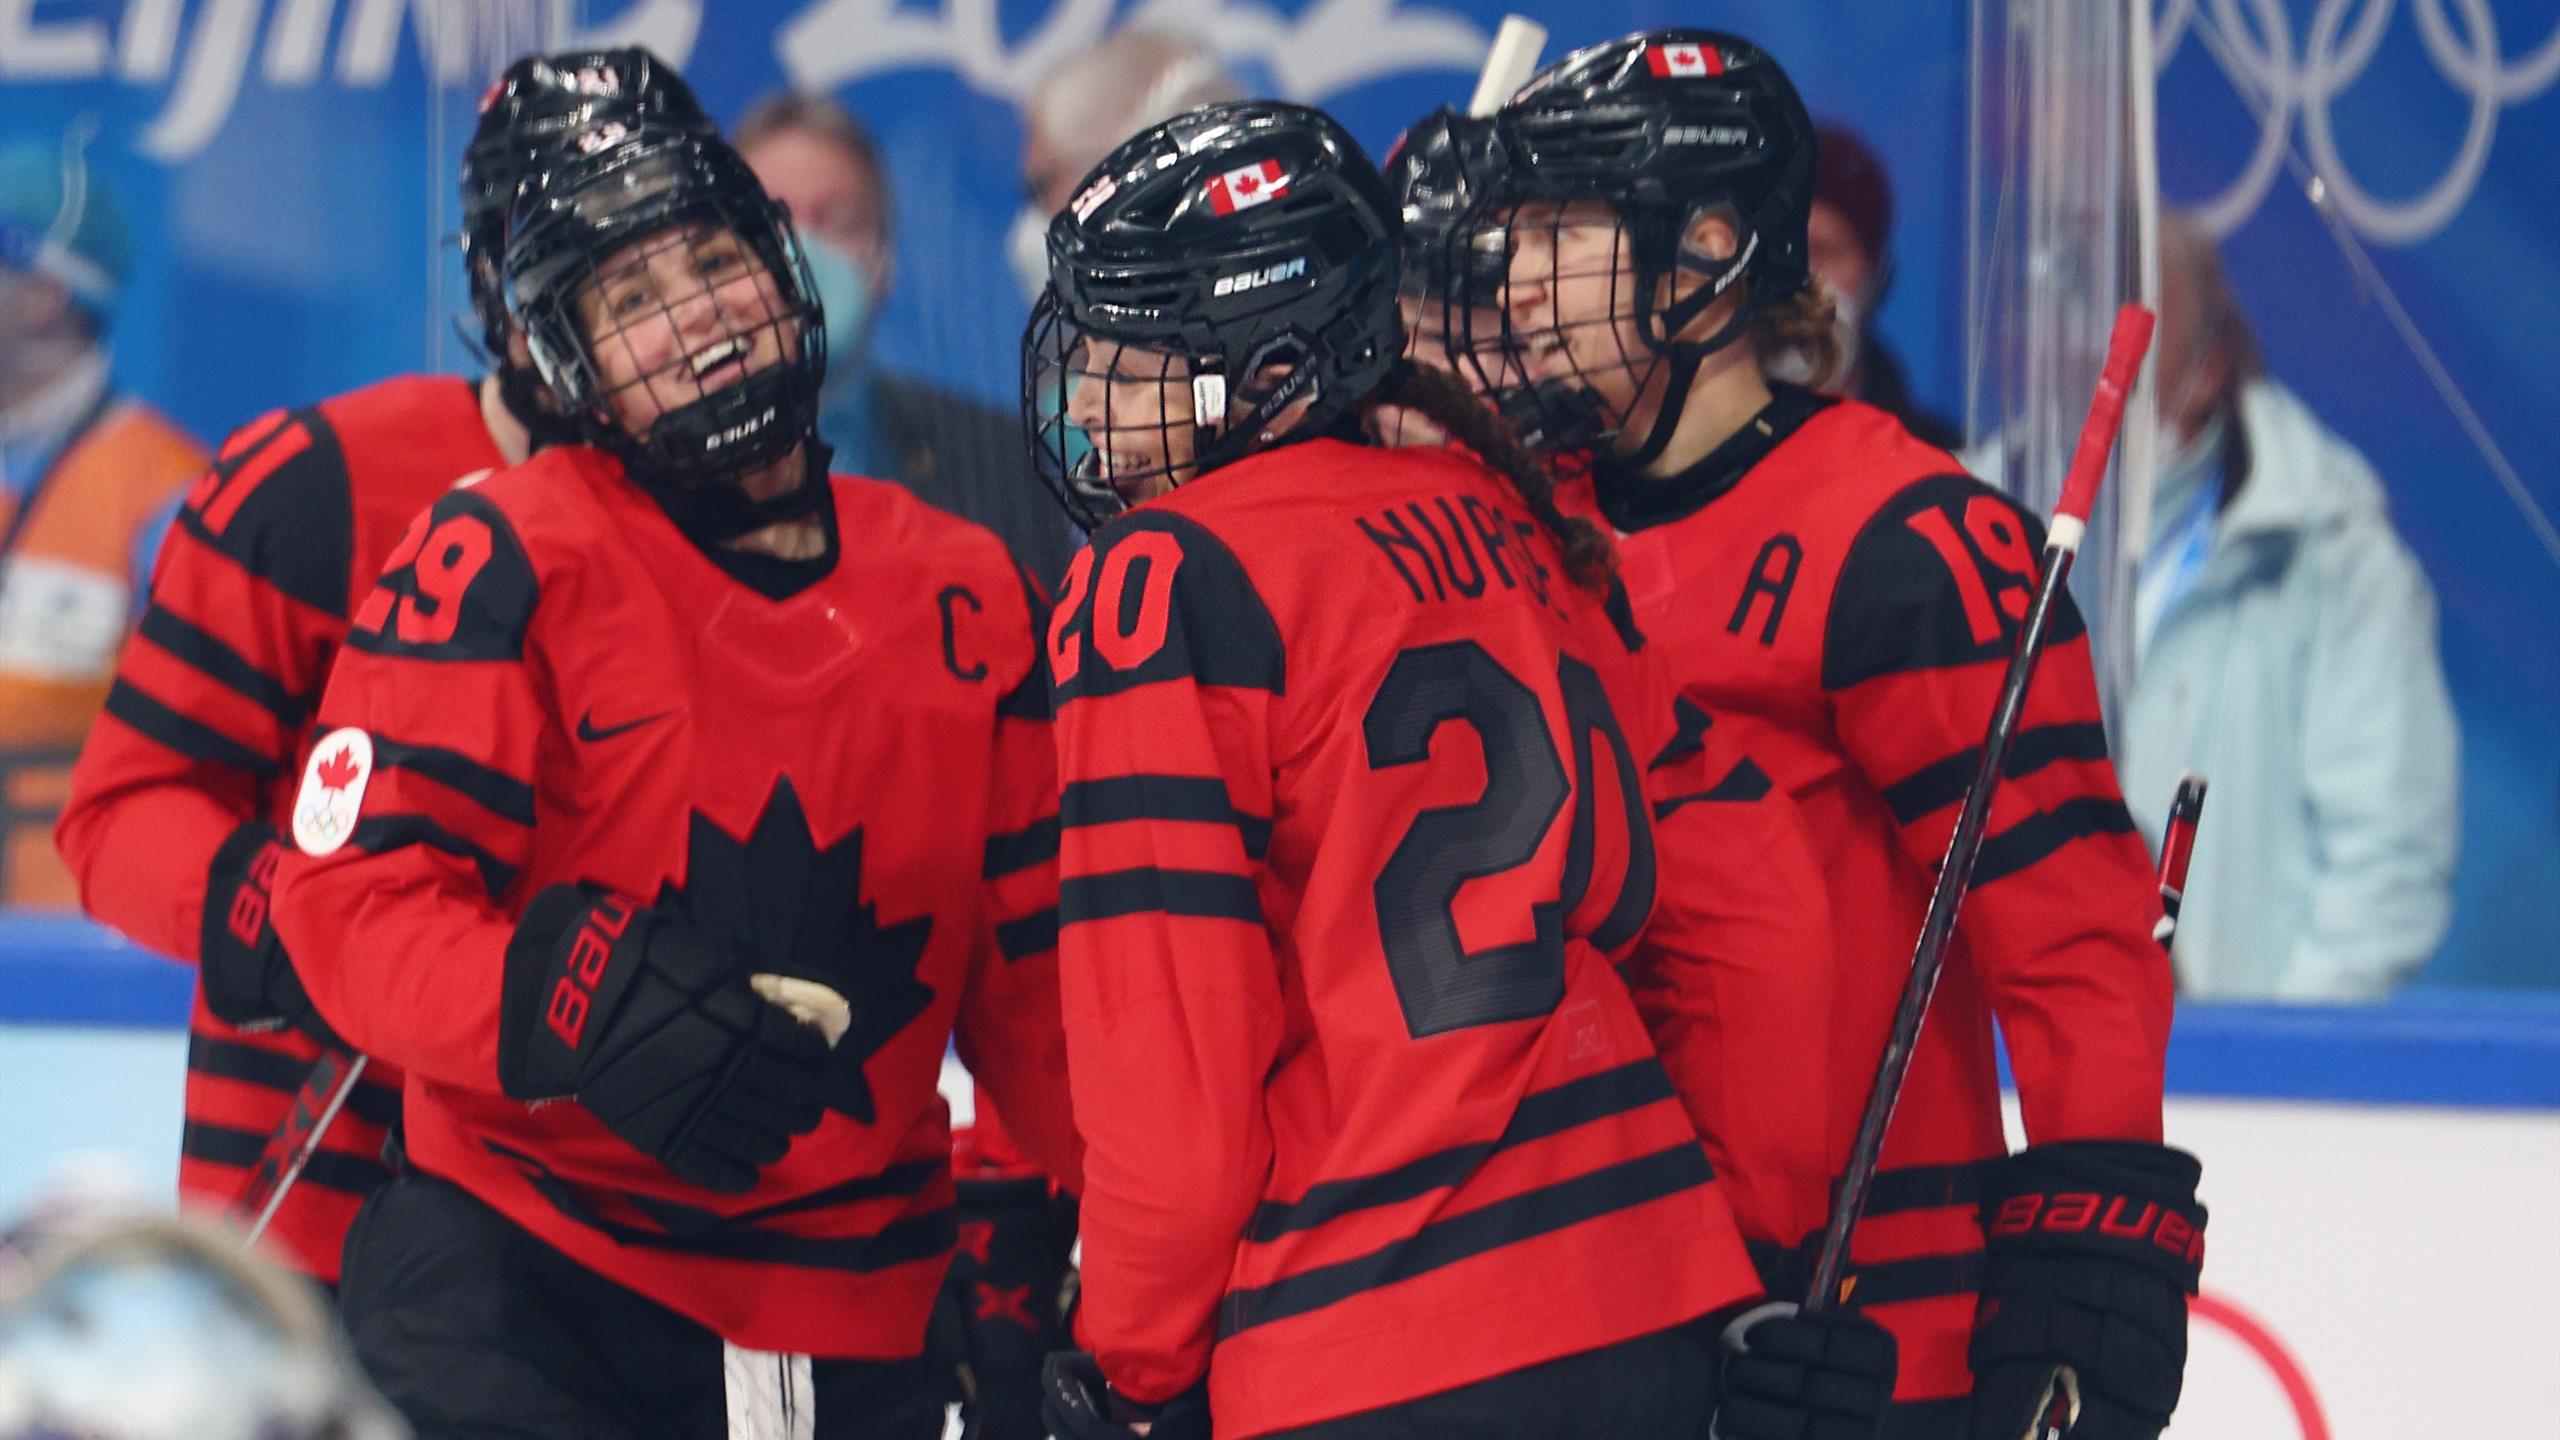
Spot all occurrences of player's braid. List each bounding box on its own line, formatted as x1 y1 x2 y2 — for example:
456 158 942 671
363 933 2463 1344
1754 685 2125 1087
1376 359 1617 591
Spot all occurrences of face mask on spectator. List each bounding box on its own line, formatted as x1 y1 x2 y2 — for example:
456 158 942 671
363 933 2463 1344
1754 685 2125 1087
1006 205 1050 304
798 232 872 386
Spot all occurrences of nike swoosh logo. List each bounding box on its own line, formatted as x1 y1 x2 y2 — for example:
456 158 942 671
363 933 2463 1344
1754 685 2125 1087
576 708 681 743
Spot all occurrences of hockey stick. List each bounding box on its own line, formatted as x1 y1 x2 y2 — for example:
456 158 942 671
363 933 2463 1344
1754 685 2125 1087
2149 772 2206 950
230 1048 366 1249
1803 303 2157 1315
1467 16 1548 117
2027 768 2207 1438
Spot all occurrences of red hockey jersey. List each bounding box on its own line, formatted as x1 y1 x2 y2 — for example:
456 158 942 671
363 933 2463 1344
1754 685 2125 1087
57 375 501 1280
1049 438 1809 1437
269 447 1076 1356
1601 391 2172 1412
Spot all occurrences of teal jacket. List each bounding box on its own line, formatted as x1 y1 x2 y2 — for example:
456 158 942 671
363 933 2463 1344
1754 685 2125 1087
2119 380 2458 999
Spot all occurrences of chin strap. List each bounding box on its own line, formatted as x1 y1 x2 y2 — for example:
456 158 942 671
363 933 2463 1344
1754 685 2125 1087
497 364 584 453
632 438 832 544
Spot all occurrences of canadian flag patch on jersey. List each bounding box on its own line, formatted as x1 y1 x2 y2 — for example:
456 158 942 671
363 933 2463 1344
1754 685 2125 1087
1206 159 1288 216
292 728 373 857
1646 42 1724 77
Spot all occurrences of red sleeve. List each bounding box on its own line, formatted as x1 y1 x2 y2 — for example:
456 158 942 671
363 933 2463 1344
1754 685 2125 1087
58 407 355 960
1047 516 1286 1406
1622 677 1836 1252
270 487 544 1091
1824 474 2170 1145
953 570 1083 1193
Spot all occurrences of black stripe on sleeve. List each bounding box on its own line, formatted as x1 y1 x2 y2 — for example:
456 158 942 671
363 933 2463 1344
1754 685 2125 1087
181 1121 390 1197
1652 757 1775 821
348 814 520 897
367 734 537 826
136 606 310 728
1842 1251 1985 1308
1219 1142 1715 1337
185 1034 310 1092
983 816 1060 879
1062 774 1272 859
1859 1160 1991 1217
102 680 281 780
995 906 1059 963
1969 796 2138 888
1881 722 2114 826
1247 1060 1679 1241
185 1036 401 1128
1059 868 1261 927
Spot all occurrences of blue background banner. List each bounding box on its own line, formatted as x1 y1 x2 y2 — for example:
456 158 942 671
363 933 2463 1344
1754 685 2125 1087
1 0 2551 986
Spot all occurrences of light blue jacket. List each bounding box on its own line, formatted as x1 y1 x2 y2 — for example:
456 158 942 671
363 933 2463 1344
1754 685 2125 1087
2119 380 2459 999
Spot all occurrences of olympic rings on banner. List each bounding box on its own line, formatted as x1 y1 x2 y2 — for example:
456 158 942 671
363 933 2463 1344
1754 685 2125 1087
2156 0 2560 242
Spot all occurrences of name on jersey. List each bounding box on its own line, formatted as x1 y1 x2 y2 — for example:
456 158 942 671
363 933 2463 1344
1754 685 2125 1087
1355 492 1555 610
1212 257 1308 297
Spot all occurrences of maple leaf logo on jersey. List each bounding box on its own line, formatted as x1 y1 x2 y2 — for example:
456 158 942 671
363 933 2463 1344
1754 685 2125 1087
657 778 935 1124
291 727 371 857
314 746 360 791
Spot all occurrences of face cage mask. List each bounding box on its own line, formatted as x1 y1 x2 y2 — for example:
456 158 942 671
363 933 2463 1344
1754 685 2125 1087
529 215 828 536
1022 287 1331 532
1450 198 1768 468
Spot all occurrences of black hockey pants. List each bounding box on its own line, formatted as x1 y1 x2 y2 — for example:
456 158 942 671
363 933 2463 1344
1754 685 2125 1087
337 1171 942 1440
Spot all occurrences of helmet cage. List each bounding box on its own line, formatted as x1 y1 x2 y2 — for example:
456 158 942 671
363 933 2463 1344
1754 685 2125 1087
1448 30 1815 464
459 49 716 443
507 129 827 500
1020 101 1401 529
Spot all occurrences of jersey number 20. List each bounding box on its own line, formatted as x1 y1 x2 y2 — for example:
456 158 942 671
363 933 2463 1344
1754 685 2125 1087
1364 641 1655 1039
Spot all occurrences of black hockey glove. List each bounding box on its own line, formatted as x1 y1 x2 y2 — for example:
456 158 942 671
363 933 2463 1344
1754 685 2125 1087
1712 1302 1898 1440
198 821 342 1047
1039 1352 1208 1440
1968 1140 2206 1440
945 1176 1079 1440
501 884 829 1194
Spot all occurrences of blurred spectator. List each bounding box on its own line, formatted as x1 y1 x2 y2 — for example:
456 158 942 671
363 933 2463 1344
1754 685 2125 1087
1804 121 1961 450
2118 214 2459 1000
0 131 208 910
0 1212 405 1439
1008 28 1240 302
739 94 1074 583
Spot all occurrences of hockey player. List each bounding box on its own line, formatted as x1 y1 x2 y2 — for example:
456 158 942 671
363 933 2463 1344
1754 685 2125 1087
1460 30 2206 1440
52 46 707 1285
1025 100 1888 1440
267 108 1077 1437
1382 95 1847 1279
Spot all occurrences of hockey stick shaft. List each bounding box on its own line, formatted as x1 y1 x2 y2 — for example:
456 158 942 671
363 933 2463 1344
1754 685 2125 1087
231 1048 365 1249
1805 304 2155 1312
1467 16 1548 117
2030 768 2208 1438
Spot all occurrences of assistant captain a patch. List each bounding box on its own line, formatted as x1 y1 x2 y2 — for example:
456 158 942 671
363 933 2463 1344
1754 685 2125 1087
292 727 374 856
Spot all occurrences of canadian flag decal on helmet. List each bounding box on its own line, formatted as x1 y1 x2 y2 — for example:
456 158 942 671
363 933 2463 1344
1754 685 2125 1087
1646 43 1724 78
1207 159 1289 216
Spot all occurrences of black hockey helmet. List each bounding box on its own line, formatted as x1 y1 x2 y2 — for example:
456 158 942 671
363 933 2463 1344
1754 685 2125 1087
460 48 714 440
1457 28 1817 463
1023 99 1401 529
505 119 828 536
1383 105 1504 311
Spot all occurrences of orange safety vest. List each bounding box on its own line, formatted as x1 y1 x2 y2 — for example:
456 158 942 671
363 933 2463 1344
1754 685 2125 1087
0 400 208 906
